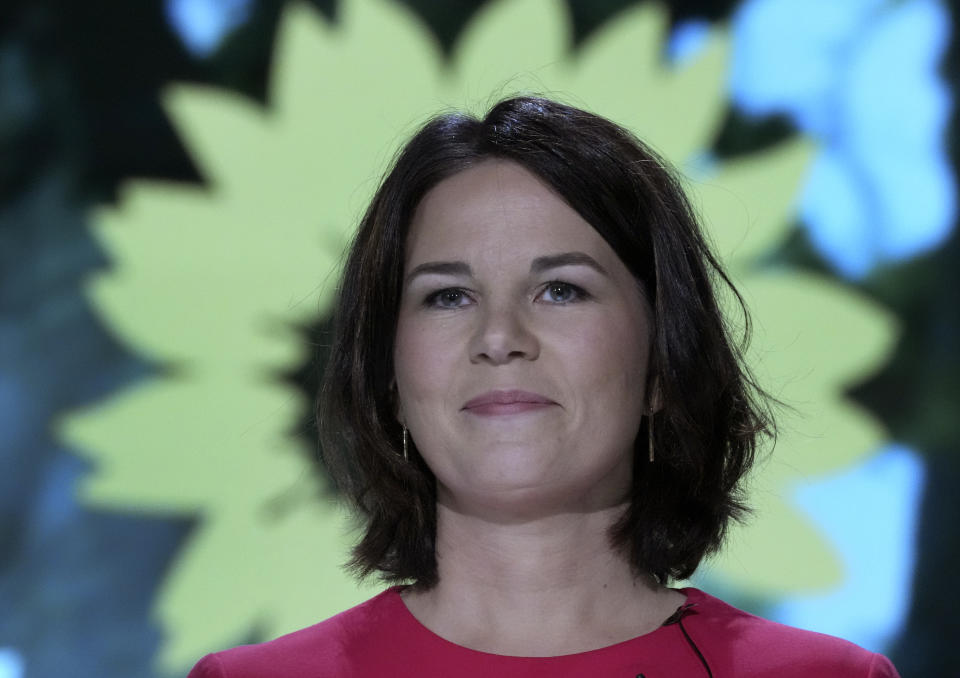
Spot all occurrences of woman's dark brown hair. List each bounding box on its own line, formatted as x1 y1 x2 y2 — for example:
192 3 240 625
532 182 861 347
318 95 773 588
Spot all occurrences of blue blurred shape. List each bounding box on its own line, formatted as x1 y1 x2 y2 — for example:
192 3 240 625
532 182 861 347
731 0 884 133
165 0 253 57
839 0 955 267
668 20 711 65
799 148 876 276
0 649 24 678
771 445 925 652
730 0 954 276
0 371 24 448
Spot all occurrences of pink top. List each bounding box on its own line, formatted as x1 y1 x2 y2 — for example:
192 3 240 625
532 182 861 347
188 587 900 677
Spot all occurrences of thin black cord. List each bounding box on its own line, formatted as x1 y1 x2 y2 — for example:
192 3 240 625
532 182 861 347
677 616 713 678
663 604 714 678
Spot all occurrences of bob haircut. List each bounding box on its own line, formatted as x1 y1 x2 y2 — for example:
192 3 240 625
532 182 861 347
319 95 773 587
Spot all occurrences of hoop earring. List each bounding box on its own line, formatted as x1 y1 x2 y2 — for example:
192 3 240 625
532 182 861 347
648 412 655 463
402 426 409 462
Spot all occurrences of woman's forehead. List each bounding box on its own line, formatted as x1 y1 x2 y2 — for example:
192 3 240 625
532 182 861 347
405 160 614 267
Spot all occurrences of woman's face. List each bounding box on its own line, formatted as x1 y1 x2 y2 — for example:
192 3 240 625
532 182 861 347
394 160 653 520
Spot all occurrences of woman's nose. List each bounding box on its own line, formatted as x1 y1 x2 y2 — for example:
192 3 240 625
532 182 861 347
468 302 540 364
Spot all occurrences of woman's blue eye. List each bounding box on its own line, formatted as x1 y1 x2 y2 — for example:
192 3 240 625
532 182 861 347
426 288 469 308
424 283 585 308
541 281 584 303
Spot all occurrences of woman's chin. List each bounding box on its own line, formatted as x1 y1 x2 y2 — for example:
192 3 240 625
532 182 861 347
437 471 624 522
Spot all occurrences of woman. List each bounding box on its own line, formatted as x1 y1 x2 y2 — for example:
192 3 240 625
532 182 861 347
189 96 899 677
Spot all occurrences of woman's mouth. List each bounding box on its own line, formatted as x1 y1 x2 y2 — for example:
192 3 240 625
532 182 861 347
462 390 558 416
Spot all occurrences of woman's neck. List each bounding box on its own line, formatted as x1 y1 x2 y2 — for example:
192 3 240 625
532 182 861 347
399 501 686 656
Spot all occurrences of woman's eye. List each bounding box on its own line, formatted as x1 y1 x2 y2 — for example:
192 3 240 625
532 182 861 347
425 288 470 308
539 281 585 304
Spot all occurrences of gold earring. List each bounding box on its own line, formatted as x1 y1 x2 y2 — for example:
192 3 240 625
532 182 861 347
402 426 409 461
648 412 654 463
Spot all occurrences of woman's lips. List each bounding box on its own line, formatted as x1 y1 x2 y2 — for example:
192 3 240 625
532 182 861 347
462 390 557 416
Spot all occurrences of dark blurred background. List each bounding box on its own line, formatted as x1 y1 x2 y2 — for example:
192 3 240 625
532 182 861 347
1 0 957 676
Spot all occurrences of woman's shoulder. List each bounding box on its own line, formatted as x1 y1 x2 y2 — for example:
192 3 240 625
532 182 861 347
683 588 900 677
186 587 403 678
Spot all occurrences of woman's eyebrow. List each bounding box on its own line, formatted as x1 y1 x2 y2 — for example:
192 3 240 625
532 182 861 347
404 260 472 285
404 252 607 285
530 252 609 276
